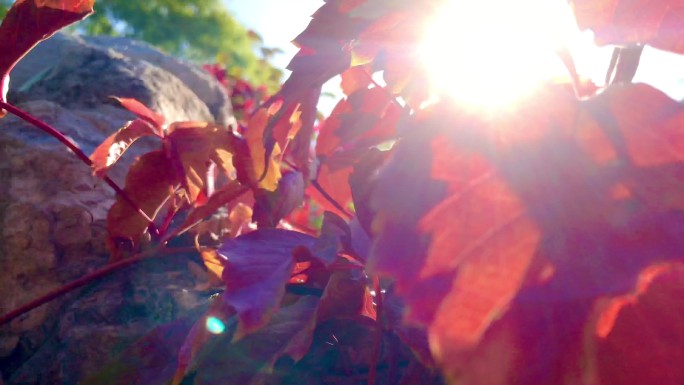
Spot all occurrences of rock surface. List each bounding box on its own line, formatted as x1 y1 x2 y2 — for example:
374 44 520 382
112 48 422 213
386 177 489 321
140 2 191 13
0 33 228 384
8 33 233 125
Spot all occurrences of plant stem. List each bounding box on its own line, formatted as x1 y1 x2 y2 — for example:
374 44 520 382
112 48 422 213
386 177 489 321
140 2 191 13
0 101 157 234
311 179 353 219
0 246 196 326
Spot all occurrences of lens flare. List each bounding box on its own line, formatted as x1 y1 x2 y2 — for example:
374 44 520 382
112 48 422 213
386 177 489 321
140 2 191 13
205 316 226 334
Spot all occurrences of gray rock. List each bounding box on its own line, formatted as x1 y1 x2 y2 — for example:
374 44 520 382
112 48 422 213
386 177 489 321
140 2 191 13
0 33 227 384
9 33 233 126
84 35 234 126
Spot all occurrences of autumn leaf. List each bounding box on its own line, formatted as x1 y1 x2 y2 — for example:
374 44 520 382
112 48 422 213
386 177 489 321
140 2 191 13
317 268 374 323
340 65 372 96
253 170 305 227
218 228 316 339
199 248 226 289
107 150 176 244
111 97 165 132
592 263 684 385
570 0 684 54
236 107 282 191
370 81 684 382
165 121 236 203
0 0 94 116
89 119 160 177
311 158 354 216
349 148 389 235
316 87 400 158
179 180 247 235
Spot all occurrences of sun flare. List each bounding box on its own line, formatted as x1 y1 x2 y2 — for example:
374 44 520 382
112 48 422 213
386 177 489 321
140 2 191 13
420 0 592 110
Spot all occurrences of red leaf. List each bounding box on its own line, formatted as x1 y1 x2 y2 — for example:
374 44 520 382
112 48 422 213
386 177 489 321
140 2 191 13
89 119 160 177
593 263 684 385
370 81 684 382
218 228 316 338
112 97 165 131
311 160 353 216
106 150 176 245
236 108 282 191
340 65 372 96
0 0 94 116
165 121 236 203
179 180 247 234
316 87 400 158
571 0 684 54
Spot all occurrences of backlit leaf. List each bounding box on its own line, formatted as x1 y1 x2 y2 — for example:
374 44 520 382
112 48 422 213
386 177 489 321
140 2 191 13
89 119 160 177
112 97 165 132
218 228 316 338
316 87 400 158
0 0 94 116
370 82 684 380
340 65 372 96
238 108 282 191
571 0 684 54
107 150 176 244
166 121 235 203
179 180 247 234
593 263 684 385
253 170 305 227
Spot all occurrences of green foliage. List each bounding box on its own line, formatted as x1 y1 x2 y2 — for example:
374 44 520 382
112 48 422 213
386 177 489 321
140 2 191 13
0 0 9 19
78 0 282 91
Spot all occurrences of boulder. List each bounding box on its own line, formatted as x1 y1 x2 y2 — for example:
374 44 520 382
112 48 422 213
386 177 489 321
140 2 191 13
0 33 227 384
9 33 233 125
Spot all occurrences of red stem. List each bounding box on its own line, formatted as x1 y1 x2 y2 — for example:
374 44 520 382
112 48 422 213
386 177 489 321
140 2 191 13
0 101 157 235
311 179 353 219
0 175 251 326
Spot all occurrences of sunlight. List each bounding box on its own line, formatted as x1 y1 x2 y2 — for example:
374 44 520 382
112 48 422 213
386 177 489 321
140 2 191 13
420 0 596 110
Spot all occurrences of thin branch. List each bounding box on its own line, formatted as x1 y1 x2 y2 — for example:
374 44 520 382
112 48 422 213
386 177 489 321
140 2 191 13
0 246 195 326
0 101 157 234
0 182 243 327
311 179 353 219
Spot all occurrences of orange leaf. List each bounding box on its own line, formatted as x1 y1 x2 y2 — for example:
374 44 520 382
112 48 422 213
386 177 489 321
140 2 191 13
89 119 160 177
242 108 282 191
179 180 246 234
166 122 235 203
340 65 372 96
111 97 165 131
200 248 226 288
106 150 176 243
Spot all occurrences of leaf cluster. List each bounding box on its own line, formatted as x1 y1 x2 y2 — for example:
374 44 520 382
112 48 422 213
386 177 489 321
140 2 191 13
3 0 684 384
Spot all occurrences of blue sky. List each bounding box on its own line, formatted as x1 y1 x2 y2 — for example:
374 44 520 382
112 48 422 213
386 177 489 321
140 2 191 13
224 0 324 72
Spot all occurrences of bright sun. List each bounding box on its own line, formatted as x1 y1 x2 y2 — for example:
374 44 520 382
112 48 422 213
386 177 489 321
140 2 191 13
420 0 598 109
